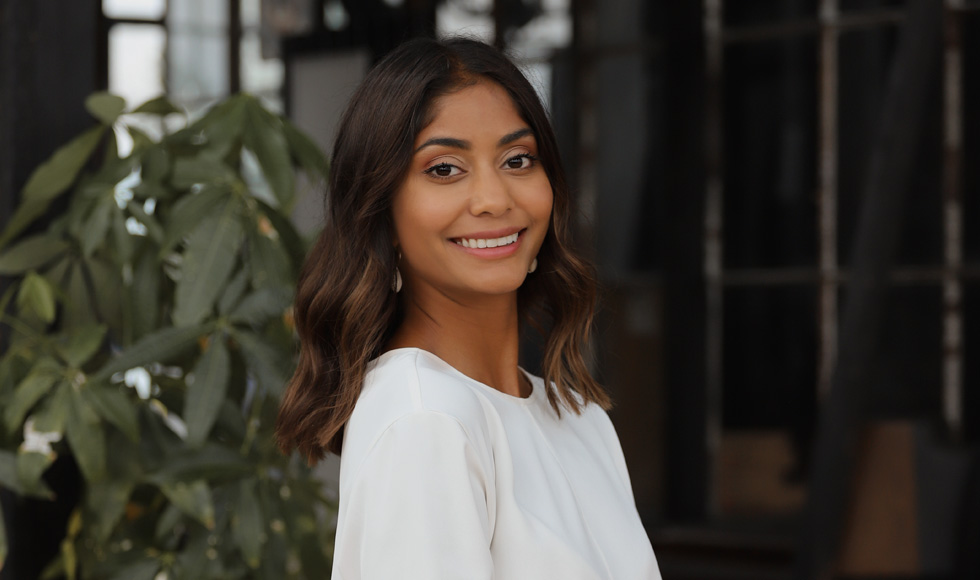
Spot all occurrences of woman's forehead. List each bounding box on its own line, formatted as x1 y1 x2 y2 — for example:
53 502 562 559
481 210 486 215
414 82 530 145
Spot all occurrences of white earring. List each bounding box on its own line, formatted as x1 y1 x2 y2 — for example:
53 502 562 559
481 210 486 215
392 268 403 293
528 258 538 273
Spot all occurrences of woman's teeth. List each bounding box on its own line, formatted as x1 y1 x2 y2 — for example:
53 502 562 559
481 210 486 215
455 232 520 249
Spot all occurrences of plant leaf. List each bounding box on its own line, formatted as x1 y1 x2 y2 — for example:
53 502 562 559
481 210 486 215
233 478 264 568
111 203 135 264
30 381 72 434
247 228 291 289
103 428 142 482
157 479 215 529
170 156 237 190
154 503 184 541
126 200 164 243
194 94 247 152
42 255 72 289
16 450 55 499
61 534 77 580
0 493 7 570
149 442 253 483
256 199 307 271
217 268 248 316
82 382 139 442
86 478 134 543
107 558 160 580
22 126 107 202
0 450 21 493
133 95 181 116
184 337 230 447
132 180 172 201
172 526 211 578
229 284 292 326
85 92 127 125
86 258 124 331
64 262 98 329
0 234 70 274
130 246 161 341
65 388 107 482
55 323 107 368
140 146 171 182
80 197 114 258
91 323 211 383
243 100 294 208
158 186 225 256
230 329 289 395
126 125 156 155
17 271 57 323
0 126 106 250
172 199 244 326
4 359 61 434
282 117 329 179
0 278 18 323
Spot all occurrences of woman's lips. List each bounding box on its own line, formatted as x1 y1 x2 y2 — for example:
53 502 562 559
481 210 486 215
450 228 526 258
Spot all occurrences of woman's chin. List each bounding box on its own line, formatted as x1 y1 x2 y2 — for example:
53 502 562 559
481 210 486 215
458 272 531 296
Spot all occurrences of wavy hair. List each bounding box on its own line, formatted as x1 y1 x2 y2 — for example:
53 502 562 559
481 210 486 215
276 37 609 462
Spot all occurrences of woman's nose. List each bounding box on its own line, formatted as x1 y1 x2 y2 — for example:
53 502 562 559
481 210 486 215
468 168 513 216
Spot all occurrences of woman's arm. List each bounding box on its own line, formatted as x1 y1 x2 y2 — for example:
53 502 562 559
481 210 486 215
332 410 494 579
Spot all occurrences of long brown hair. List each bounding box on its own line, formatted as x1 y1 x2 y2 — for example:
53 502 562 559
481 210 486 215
276 37 609 462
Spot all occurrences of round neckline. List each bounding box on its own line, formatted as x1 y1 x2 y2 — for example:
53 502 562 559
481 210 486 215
374 347 538 404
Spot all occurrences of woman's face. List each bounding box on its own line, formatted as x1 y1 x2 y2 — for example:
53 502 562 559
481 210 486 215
391 80 553 299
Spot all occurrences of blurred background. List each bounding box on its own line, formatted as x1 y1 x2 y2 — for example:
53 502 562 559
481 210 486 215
2 0 980 579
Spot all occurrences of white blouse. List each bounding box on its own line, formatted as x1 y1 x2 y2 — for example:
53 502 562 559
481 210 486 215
330 348 661 579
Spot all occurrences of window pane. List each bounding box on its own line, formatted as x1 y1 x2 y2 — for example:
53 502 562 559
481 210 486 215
169 0 228 28
436 0 493 44
837 26 943 267
840 0 907 12
242 0 261 28
109 24 166 109
722 0 817 28
960 12 980 263
103 0 165 20
242 32 284 94
723 37 818 269
169 32 229 103
723 286 817 429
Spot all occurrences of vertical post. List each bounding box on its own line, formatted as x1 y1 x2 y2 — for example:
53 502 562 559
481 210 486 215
0 3 100 576
493 0 506 50
941 0 964 440
662 0 708 520
572 0 598 234
229 0 241 93
817 0 839 400
702 0 724 518
795 2 943 577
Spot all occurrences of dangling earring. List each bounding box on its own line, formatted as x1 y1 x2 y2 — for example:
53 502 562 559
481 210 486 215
392 268 403 293
392 250 403 293
528 257 538 273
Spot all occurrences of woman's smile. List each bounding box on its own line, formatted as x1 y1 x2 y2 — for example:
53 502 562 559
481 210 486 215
450 227 526 257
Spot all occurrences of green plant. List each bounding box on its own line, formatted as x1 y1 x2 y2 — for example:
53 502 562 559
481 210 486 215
0 92 334 579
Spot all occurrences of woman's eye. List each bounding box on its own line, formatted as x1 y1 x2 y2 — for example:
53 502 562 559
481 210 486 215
506 153 536 170
424 163 461 179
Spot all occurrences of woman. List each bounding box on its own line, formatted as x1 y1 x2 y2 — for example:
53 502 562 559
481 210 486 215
277 37 660 579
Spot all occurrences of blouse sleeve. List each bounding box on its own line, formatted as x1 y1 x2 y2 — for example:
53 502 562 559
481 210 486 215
333 410 495 580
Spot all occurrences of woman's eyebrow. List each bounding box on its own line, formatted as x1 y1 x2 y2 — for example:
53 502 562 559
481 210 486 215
413 128 534 153
498 127 533 146
415 137 469 152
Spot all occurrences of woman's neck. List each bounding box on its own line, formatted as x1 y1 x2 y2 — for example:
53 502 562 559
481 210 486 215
387 285 528 397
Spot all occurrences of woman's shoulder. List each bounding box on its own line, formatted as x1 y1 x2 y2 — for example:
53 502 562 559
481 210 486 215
342 348 493 456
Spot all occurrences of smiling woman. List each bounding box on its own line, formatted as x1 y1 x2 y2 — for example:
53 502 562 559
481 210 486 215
275 37 661 579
